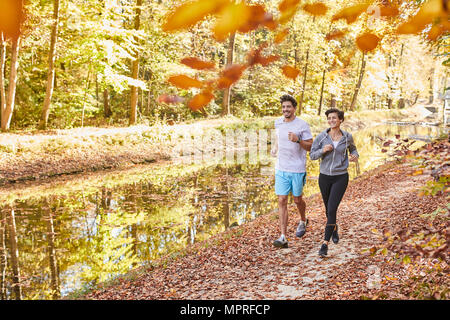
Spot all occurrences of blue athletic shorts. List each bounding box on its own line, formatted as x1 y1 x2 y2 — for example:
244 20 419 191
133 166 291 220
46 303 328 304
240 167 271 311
275 170 307 197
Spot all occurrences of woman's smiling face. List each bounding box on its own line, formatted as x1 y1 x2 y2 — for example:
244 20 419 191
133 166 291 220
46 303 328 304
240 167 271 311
327 112 342 128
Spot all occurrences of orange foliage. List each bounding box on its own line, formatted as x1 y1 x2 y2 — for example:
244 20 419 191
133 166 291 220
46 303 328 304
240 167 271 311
188 91 214 111
356 33 381 53
181 57 216 70
331 2 371 24
281 65 300 80
168 75 204 89
0 0 24 39
302 2 328 16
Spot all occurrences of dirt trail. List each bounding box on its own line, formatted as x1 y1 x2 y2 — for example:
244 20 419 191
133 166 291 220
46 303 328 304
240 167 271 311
83 161 447 300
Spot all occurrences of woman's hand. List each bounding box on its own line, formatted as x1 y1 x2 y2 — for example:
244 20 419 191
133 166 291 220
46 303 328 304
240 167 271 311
323 144 333 153
349 153 358 162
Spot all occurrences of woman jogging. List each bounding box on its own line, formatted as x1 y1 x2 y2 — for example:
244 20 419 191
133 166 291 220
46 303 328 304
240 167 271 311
310 108 359 257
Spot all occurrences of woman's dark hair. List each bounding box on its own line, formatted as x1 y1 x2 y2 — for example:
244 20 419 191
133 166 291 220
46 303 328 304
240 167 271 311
325 108 344 121
280 94 297 108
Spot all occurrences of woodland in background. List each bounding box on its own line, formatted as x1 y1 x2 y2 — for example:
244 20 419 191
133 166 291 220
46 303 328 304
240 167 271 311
0 0 448 131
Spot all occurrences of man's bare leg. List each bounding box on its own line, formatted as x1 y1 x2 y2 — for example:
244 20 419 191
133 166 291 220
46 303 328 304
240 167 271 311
293 195 306 222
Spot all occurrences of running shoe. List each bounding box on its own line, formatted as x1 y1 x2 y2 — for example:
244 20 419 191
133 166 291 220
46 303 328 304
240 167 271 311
295 218 309 238
332 225 339 244
318 243 328 257
273 236 288 248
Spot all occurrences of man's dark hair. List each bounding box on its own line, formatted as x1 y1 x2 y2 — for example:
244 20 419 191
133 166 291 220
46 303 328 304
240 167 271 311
280 94 297 108
325 108 344 121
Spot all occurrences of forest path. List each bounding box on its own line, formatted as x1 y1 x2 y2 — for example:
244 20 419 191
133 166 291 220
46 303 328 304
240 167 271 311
84 161 447 300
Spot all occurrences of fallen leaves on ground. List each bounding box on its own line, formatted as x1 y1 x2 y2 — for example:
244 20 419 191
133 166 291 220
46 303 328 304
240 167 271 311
83 144 449 300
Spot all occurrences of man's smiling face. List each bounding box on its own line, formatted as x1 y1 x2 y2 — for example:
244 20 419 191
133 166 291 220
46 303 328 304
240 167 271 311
282 101 296 119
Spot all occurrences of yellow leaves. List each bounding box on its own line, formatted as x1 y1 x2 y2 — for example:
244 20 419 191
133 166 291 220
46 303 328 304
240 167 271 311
168 75 204 89
378 5 399 17
188 91 214 111
239 4 277 33
302 2 328 16
217 64 247 89
163 0 276 40
247 43 280 67
412 170 423 176
181 57 215 70
0 0 24 39
213 2 252 41
162 0 230 32
331 2 372 24
281 65 300 80
356 33 381 53
325 30 347 41
278 0 301 24
396 0 449 38
274 28 289 44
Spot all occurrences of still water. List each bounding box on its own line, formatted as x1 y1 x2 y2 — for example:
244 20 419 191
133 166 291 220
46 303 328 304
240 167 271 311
0 124 443 299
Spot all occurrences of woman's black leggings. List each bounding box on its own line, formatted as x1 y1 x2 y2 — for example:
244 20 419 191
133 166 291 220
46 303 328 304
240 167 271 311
318 172 349 241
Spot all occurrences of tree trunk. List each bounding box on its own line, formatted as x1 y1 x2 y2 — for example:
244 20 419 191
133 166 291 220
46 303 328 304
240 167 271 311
0 210 7 300
221 33 235 117
349 52 366 111
103 88 111 118
7 208 22 300
45 204 60 299
1 36 20 132
39 0 60 130
429 68 435 104
318 68 326 115
298 47 309 114
129 0 142 125
0 33 6 120
330 94 336 109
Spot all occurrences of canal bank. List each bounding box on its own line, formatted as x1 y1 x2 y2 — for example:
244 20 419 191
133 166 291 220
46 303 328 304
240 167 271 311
0 107 422 185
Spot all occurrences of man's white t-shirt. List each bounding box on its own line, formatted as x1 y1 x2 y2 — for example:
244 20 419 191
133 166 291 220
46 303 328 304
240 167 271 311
275 116 313 173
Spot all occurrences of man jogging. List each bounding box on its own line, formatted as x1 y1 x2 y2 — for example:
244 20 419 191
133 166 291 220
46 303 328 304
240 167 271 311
271 94 313 248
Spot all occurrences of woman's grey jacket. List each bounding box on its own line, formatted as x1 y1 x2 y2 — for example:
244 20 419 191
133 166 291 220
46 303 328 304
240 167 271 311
310 128 359 176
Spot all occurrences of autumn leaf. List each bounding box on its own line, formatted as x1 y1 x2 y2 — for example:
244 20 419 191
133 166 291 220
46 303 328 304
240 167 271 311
281 65 300 80
427 24 446 41
331 2 371 24
158 94 185 104
302 2 328 16
274 28 289 44
162 0 230 32
379 5 400 17
238 4 276 33
247 43 279 67
168 75 204 89
213 2 252 41
356 33 381 52
396 0 447 35
217 64 247 89
188 91 214 111
0 0 24 39
181 57 215 70
278 0 301 24
325 30 347 41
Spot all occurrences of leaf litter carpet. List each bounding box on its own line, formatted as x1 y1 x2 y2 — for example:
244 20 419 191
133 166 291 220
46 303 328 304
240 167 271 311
85 162 448 300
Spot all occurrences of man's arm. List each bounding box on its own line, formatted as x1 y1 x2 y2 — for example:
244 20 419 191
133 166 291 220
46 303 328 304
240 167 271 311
299 138 312 152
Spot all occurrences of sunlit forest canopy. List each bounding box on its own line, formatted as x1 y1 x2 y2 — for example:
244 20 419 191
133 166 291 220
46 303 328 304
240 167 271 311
0 0 448 131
